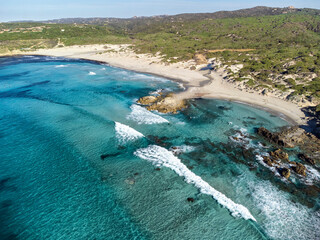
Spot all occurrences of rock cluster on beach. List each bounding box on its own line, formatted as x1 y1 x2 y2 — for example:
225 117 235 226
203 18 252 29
137 93 188 114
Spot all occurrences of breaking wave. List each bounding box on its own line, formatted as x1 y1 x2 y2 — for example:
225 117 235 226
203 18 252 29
127 105 169 124
134 145 256 221
114 122 144 143
55 65 67 68
250 180 320 240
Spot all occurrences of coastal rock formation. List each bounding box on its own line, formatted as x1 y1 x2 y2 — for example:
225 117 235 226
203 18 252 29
298 153 315 165
187 197 195 202
257 126 320 164
137 95 158 105
137 93 188 114
263 156 277 167
270 149 289 162
257 127 294 148
278 168 291 179
291 162 307 176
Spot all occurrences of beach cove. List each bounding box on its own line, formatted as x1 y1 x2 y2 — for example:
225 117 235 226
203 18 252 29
0 54 319 239
9 44 308 125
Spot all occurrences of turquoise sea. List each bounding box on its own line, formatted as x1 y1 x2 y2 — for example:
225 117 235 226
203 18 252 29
0 56 319 240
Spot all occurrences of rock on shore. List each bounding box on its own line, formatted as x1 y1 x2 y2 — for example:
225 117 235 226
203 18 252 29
137 93 188 114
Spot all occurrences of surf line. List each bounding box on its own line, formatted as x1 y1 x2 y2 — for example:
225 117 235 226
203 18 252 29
134 145 256 221
115 121 144 143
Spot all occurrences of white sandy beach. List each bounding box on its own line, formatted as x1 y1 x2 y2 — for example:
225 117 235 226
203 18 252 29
9 44 307 125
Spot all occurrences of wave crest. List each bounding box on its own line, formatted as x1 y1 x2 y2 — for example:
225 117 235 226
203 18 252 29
134 145 256 221
115 122 144 143
127 105 169 124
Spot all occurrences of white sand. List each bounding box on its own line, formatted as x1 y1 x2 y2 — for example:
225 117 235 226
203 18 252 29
10 44 306 125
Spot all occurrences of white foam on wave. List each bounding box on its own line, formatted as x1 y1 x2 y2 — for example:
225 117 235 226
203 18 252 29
89 71 96 75
114 122 144 143
127 105 169 124
132 73 169 82
134 145 256 221
170 145 196 155
303 166 320 185
149 89 163 96
255 154 281 177
55 65 67 68
249 180 320 240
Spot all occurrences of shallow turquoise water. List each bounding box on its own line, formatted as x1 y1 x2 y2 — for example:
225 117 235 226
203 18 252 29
0 56 319 240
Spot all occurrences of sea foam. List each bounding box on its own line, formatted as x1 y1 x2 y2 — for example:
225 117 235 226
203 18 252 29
115 122 144 143
134 145 256 221
127 105 169 124
250 180 320 239
55 65 67 68
89 71 96 75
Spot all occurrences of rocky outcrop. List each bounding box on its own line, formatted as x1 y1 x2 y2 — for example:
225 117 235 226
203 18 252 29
187 197 195 202
291 162 307 176
257 126 320 164
257 127 294 148
137 95 158 105
137 93 188 114
298 153 315 165
263 156 277 167
278 168 291 179
270 149 289 161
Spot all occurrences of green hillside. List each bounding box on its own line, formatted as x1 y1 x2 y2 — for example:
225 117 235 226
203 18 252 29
1 6 320 101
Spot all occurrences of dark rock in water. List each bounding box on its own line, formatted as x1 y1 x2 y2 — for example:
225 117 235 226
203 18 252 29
302 184 320 198
100 152 121 160
263 156 276 167
187 197 195 202
155 168 161 171
278 168 291 179
242 148 255 160
147 135 170 147
101 177 108 182
291 162 307 176
134 172 139 176
270 149 289 162
257 127 294 148
247 117 256 120
218 106 231 111
258 126 320 164
298 153 315 165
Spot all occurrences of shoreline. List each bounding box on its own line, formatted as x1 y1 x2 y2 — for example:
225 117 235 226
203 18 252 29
1 44 307 125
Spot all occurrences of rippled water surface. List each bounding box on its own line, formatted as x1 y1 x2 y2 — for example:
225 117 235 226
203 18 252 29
0 56 319 240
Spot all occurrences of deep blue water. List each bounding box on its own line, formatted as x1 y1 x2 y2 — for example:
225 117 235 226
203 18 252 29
0 56 319 240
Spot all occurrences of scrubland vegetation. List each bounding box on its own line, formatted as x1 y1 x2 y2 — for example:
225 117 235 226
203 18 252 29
1 7 320 100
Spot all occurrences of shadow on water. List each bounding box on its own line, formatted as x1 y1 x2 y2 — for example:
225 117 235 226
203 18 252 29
0 71 31 81
0 206 19 240
0 177 19 240
0 177 17 192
